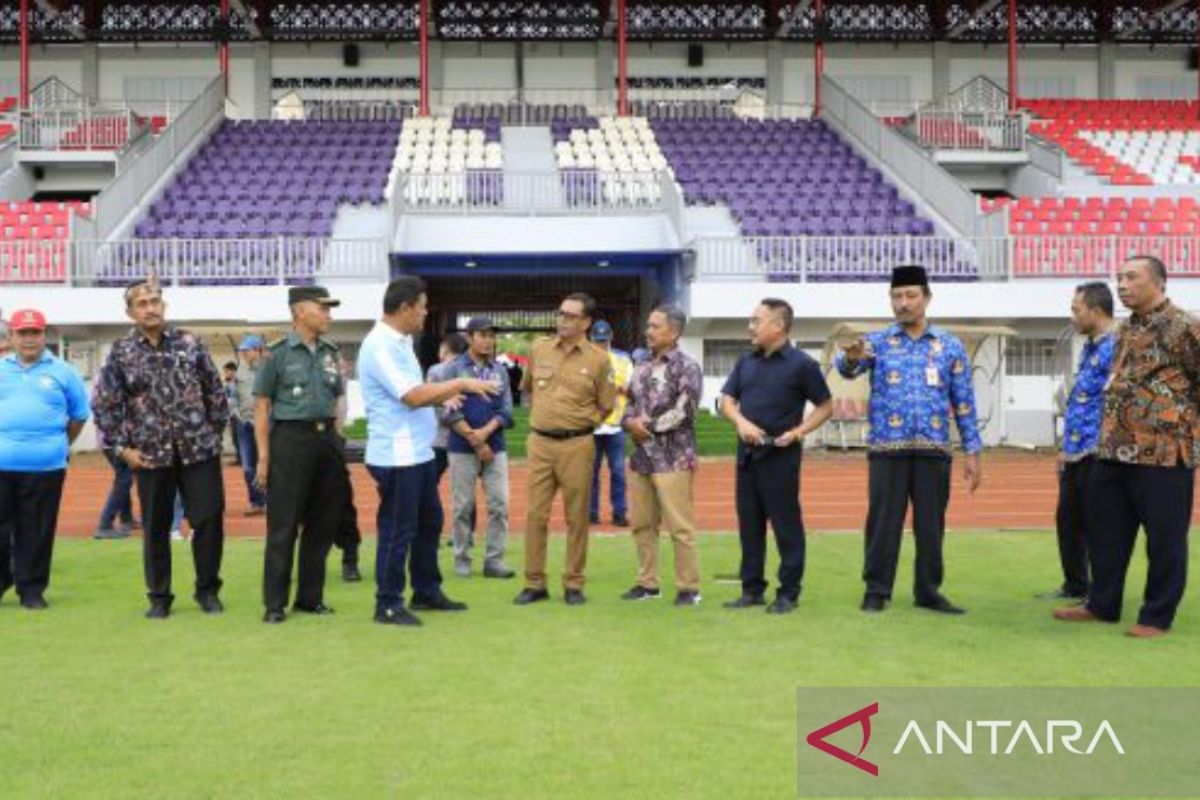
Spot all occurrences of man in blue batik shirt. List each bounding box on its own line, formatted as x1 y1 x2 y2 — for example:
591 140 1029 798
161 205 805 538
1040 282 1114 601
836 265 983 615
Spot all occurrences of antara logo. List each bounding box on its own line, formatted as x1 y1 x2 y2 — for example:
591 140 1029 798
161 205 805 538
807 703 1126 777
806 703 880 776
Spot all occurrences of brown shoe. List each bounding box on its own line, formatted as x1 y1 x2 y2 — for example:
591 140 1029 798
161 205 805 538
243 507 265 517
1126 624 1168 638
1053 605 1099 622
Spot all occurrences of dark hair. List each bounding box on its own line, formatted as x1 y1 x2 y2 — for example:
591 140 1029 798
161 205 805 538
383 275 427 315
1127 254 1167 285
652 304 687 334
1074 281 1114 317
223 361 237 371
759 297 794 333
441 332 468 356
562 292 596 319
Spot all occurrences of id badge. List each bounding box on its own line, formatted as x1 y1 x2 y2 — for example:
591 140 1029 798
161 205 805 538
925 366 940 387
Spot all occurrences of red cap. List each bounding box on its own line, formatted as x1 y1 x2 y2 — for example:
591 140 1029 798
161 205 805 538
9 309 47 332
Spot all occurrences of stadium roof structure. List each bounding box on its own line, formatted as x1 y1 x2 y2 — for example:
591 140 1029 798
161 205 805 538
0 0 1196 45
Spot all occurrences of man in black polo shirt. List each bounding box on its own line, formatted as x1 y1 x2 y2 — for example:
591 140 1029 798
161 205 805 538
720 298 833 614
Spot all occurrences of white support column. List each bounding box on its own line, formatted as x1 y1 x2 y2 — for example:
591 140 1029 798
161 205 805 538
1097 42 1117 100
253 41 272 120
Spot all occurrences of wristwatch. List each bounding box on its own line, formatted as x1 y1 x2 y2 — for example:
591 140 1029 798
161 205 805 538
113 445 125 459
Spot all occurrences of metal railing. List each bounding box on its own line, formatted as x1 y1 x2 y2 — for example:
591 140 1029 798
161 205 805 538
691 234 1200 282
821 75 990 238
909 110 1026 152
1010 235 1200 279
92 77 225 241
395 170 667 214
18 106 150 151
29 77 83 109
0 237 389 287
432 88 614 120
693 236 1010 282
942 76 1010 114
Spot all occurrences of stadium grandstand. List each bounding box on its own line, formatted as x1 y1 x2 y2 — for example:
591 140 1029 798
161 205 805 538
1 0 1199 450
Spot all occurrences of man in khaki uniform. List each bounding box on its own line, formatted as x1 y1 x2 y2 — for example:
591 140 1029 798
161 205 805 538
514 292 616 606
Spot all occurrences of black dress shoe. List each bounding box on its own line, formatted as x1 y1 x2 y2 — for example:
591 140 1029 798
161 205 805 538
342 562 363 582
612 516 630 527
861 594 887 612
20 596 49 611
375 606 421 626
916 597 967 615
410 593 467 612
765 596 797 615
262 608 287 624
195 594 224 615
723 594 766 609
514 588 550 605
292 603 336 615
588 512 601 525
146 603 171 620
564 589 586 606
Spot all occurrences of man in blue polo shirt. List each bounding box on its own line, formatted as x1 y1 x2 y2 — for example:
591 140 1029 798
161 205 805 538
358 276 499 626
0 309 90 610
720 298 833 614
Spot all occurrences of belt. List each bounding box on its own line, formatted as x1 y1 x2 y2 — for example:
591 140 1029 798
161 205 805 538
276 418 336 433
532 427 594 441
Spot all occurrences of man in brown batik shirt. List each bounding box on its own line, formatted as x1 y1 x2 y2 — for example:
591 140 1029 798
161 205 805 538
1055 256 1200 637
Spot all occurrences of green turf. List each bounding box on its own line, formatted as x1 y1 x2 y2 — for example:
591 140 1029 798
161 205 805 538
1 531 1195 799
344 406 740 458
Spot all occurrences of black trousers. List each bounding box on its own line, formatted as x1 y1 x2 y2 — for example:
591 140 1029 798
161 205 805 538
1085 461 1194 630
735 448 806 600
333 465 361 564
1054 457 1095 597
0 470 66 602
263 422 348 611
863 453 951 604
135 457 225 605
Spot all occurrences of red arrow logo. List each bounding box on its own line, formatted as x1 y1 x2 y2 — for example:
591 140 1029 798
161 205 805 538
805 702 880 777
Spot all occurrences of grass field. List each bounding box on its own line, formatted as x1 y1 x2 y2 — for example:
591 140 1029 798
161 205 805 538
1 530 1195 799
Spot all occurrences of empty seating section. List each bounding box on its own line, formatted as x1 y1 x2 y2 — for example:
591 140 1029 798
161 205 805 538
0 96 14 142
981 196 1200 276
554 115 666 206
653 117 935 237
124 119 398 285
392 116 504 205
0 200 91 284
1023 99 1200 185
453 102 589 126
1080 131 1200 186
139 119 396 240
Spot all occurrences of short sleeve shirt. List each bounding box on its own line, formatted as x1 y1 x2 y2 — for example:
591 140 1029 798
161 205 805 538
721 343 831 457
0 351 90 472
521 336 616 432
253 333 344 421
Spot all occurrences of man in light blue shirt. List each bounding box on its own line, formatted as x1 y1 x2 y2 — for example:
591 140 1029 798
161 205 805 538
0 309 90 610
358 276 499 626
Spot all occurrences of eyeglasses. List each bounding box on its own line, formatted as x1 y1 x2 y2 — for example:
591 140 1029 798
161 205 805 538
556 310 585 321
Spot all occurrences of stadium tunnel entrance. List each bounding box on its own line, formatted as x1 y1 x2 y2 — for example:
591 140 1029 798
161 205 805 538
391 250 685 366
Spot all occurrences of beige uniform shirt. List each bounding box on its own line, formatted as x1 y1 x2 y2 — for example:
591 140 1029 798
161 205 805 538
521 336 616 433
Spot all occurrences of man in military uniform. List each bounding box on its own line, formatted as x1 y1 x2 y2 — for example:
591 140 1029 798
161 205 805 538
514 292 616 606
253 286 349 623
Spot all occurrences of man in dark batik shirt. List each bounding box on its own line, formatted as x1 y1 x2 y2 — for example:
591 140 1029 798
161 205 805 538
1055 256 1200 637
93 276 230 619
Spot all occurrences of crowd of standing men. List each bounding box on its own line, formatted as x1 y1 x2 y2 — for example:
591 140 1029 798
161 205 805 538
0 256 1196 636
